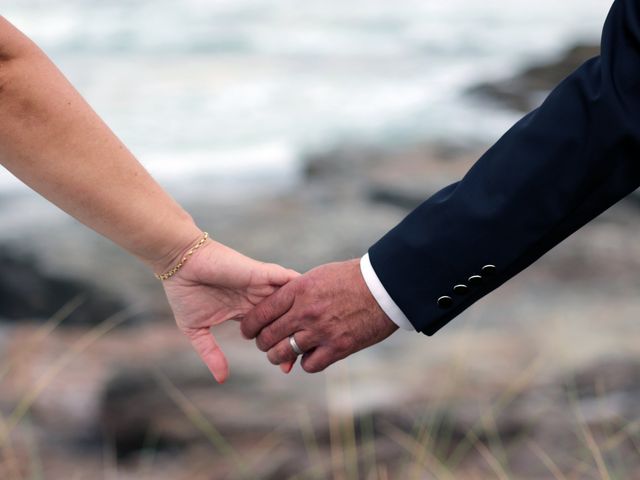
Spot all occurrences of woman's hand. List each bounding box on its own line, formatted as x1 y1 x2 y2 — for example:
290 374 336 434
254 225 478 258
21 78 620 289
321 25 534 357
0 18 297 383
161 239 298 383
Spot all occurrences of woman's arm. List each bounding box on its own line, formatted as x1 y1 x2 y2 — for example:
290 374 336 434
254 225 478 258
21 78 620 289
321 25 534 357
0 17 296 382
0 16 200 273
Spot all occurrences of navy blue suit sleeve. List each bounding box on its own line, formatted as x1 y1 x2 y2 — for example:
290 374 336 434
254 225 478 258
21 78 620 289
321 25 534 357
368 0 640 335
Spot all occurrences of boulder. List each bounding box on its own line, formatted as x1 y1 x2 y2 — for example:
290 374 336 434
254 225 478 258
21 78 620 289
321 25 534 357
0 246 126 325
468 44 600 112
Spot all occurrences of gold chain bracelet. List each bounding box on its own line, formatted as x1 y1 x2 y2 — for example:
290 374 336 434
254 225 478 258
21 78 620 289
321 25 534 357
155 232 209 281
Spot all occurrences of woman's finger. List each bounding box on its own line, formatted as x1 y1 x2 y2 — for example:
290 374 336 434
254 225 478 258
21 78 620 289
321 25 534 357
266 263 301 286
279 358 296 374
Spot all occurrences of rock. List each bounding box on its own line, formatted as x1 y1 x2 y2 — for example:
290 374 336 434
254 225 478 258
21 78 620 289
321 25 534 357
0 246 127 325
99 360 211 459
98 352 327 460
364 144 480 210
367 185 430 210
302 143 482 212
559 357 640 425
303 145 380 182
468 44 600 112
569 357 640 399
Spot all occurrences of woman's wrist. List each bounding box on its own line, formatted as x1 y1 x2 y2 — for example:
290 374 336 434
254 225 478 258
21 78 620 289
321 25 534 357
143 219 206 276
154 231 210 280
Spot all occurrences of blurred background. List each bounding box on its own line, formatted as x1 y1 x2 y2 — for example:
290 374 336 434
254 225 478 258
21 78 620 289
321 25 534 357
2 0 640 478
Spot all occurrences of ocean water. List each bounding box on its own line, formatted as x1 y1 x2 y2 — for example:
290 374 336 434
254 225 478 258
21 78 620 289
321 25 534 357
3 0 612 194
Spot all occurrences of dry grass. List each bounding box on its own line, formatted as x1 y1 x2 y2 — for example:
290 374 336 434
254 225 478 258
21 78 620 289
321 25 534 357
0 303 638 480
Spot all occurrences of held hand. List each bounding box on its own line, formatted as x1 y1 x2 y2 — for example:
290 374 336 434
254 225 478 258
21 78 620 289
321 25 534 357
161 239 298 383
241 259 398 374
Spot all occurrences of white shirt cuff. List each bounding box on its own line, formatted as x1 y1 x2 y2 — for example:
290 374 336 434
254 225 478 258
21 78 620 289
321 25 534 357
360 253 414 331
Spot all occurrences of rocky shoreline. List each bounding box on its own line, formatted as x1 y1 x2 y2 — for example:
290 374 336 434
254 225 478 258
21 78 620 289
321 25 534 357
1 43 640 478
2 137 640 477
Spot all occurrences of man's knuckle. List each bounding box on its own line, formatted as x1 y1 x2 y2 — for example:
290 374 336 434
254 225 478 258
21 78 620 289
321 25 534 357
240 322 253 339
254 307 270 327
303 303 323 320
302 362 317 373
267 351 280 365
297 275 315 294
256 334 270 352
270 321 286 339
302 358 324 374
334 334 352 353
242 315 261 338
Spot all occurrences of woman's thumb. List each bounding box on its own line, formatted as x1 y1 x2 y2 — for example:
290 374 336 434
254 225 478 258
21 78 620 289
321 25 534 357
188 328 230 383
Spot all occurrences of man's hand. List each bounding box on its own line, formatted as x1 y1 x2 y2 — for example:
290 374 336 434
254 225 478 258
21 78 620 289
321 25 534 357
241 259 399 374
162 239 298 383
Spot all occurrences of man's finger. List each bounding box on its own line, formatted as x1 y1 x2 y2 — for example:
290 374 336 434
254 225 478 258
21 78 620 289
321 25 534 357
187 327 229 383
267 330 316 366
255 309 303 352
241 282 297 339
300 346 335 374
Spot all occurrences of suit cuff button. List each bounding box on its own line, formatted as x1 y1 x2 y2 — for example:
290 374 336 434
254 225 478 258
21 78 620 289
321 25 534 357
468 275 483 286
481 264 497 276
437 296 453 309
453 284 468 295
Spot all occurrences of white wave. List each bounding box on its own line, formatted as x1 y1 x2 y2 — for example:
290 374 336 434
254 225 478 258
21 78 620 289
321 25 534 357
142 141 298 181
1 0 613 196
